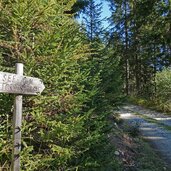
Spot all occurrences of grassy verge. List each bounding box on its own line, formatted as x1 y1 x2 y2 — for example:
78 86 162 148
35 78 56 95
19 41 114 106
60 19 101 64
128 96 171 114
135 138 167 171
133 112 171 131
110 124 168 171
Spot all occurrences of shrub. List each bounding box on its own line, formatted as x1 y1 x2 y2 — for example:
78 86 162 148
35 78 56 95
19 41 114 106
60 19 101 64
0 0 122 170
155 68 171 112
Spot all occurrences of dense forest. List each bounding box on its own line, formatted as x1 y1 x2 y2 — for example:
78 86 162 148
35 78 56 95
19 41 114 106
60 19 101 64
0 0 170 170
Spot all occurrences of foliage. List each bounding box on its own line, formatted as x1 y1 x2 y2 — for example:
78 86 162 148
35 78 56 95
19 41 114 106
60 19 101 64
131 68 171 113
155 68 171 112
0 0 123 170
82 0 104 41
107 0 171 98
123 122 140 137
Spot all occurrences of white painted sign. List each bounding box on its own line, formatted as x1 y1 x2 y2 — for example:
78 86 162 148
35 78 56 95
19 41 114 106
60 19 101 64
0 71 45 95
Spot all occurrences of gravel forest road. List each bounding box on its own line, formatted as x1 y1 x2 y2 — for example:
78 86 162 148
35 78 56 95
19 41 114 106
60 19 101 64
118 104 171 167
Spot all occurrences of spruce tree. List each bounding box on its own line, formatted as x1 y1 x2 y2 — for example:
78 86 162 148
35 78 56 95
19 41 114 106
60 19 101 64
107 0 131 95
107 0 171 98
0 0 119 170
82 0 104 41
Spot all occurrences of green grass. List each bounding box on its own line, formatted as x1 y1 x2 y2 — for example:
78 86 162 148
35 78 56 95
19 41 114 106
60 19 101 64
128 96 171 114
135 138 168 171
115 124 168 170
134 112 171 131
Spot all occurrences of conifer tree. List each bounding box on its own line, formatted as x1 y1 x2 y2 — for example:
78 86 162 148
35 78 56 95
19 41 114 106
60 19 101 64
107 0 131 95
107 0 171 97
0 0 119 170
82 0 104 41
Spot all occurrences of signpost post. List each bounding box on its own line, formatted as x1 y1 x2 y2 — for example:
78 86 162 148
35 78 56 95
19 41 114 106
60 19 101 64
12 63 23 171
0 63 45 171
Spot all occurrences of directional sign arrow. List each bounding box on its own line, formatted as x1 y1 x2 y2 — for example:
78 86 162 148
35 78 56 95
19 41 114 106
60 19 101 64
0 71 45 95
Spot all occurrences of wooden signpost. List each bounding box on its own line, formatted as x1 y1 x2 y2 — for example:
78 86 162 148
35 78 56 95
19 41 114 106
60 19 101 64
0 72 45 95
0 63 45 171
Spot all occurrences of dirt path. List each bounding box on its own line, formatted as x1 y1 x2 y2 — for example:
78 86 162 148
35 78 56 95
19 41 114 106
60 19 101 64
118 104 171 167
